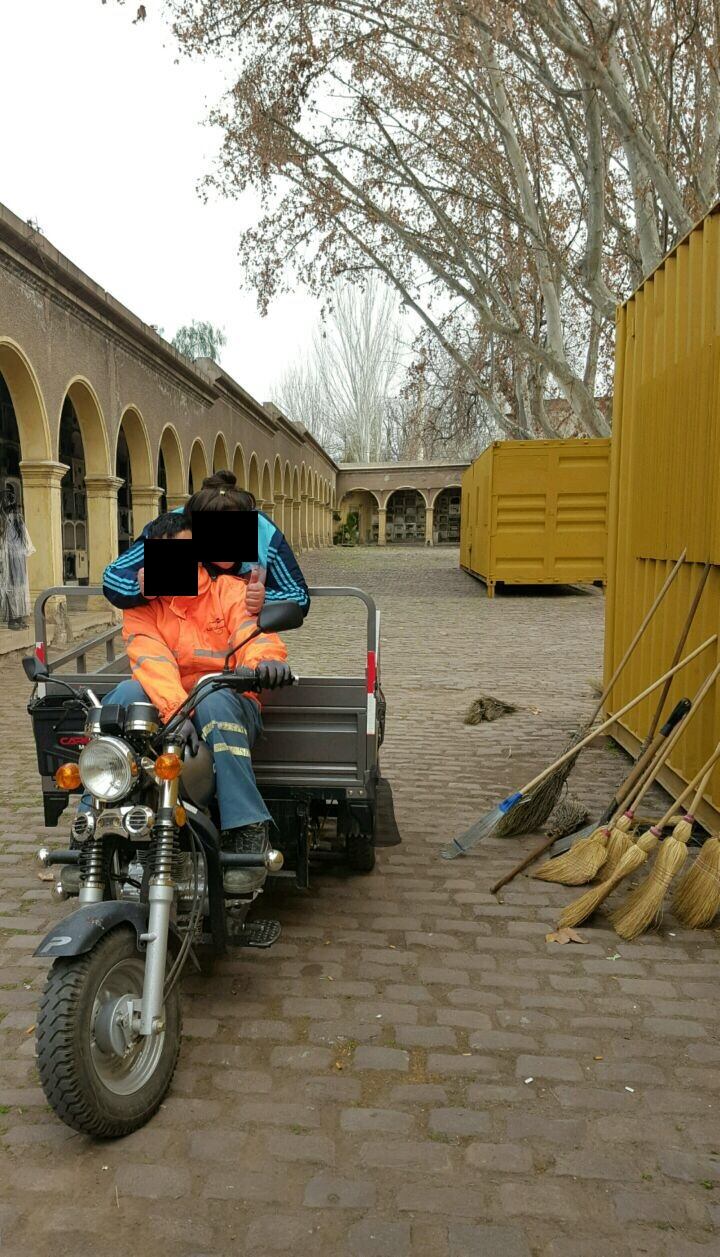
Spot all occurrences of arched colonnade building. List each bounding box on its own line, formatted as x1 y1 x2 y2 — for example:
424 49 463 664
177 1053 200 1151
336 462 469 546
0 202 337 597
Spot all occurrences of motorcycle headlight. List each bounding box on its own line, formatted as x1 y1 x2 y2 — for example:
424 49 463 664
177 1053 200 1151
78 736 136 803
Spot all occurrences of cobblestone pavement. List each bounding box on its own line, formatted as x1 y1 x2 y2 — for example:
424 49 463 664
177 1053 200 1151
1 548 719 1256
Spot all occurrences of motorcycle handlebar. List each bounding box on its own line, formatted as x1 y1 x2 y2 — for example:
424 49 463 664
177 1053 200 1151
160 669 299 744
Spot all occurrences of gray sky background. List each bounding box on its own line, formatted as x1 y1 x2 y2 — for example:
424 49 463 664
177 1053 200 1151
0 0 321 404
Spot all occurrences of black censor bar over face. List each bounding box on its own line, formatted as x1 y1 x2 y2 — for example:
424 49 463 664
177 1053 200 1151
142 512 259 597
143 540 198 597
191 510 258 564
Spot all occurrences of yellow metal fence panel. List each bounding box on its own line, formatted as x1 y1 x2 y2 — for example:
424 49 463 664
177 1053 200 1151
605 203 720 819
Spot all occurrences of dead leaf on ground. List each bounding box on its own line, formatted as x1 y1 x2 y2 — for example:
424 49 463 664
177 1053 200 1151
545 927 588 945
528 705 542 715
37 870 54 882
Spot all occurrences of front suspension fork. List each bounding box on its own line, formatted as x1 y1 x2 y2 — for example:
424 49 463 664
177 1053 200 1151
137 756 181 1036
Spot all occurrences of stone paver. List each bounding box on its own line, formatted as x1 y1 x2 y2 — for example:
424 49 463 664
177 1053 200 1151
0 547 718 1255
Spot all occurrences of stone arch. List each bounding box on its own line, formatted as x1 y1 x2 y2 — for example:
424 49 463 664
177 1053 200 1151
61 378 110 475
0 338 51 462
290 466 301 547
284 460 292 499
338 487 381 545
430 484 462 545
0 340 58 589
189 438 209 495
115 405 154 548
261 461 273 510
248 453 260 504
233 444 246 489
385 486 428 545
117 406 153 486
158 424 185 511
213 431 230 474
273 455 283 498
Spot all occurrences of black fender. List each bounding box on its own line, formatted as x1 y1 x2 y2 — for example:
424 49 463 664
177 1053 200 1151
34 901 151 959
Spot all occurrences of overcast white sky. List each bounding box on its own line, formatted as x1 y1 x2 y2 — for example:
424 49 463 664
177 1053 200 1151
0 0 321 403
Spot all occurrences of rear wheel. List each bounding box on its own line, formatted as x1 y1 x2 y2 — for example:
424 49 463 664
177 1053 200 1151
346 831 376 873
36 926 181 1138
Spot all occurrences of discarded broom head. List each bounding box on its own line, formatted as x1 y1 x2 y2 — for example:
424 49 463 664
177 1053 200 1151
600 813 636 879
557 826 661 929
533 825 610 885
611 816 694 940
672 835 720 929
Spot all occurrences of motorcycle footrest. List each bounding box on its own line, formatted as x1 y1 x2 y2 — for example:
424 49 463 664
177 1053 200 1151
235 918 281 949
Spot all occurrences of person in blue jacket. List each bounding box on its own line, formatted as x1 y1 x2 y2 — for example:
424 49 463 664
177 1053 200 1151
102 469 310 616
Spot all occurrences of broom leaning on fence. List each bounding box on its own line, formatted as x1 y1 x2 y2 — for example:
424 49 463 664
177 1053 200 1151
441 552 689 859
440 633 714 860
611 746 720 940
556 756 720 929
535 660 720 885
547 561 709 860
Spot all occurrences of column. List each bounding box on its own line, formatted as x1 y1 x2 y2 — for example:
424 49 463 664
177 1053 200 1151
273 493 286 535
131 485 163 535
377 507 387 546
301 494 310 549
292 499 301 549
425 504 435 546
20 460 67 597
84 474 123 586
166 492 190 511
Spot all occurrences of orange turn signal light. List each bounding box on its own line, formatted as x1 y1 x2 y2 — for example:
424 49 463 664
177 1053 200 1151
174 806 187 827
55 763 82 791
155 753 182 781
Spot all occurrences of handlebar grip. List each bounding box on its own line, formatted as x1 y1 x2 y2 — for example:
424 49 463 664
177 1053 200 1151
660 697 691 737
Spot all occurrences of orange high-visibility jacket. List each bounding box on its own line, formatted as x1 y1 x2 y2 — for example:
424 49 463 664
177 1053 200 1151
122 567 288 722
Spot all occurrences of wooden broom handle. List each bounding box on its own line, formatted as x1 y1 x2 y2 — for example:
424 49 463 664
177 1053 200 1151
643 561 710 744
588 548 687 725
626 661 720 815
517 635 716 798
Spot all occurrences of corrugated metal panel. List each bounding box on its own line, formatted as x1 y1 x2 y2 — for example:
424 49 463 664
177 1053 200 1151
460 438 610 596
605 204 720 823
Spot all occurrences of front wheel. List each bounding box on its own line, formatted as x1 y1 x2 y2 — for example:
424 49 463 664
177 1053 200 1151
36 926 181 1138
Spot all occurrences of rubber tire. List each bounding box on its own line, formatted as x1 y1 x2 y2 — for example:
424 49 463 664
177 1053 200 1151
346 832 376 873
36 926 181 1139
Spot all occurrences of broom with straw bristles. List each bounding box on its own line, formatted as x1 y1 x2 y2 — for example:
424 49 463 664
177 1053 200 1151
602 659 720 878
440 633 713 860
611 747 720 941
533 692 696 885
536 659 720 885
441 551 688 859
672 825 720 929
556 759 718 929
549 562 710 863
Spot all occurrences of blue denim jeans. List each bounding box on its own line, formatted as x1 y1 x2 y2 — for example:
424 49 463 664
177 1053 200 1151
79 679 270 830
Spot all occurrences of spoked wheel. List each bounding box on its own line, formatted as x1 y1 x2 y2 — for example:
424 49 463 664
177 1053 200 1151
36 926 181 1138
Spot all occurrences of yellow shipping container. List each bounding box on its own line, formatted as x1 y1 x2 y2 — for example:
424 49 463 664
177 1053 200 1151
460 438 611 597
605 205 720 828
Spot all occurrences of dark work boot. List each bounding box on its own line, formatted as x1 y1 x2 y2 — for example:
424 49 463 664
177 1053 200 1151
221 821 269 895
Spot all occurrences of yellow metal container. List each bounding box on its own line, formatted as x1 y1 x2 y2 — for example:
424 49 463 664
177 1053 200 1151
605 205 720 826
460 438 610 597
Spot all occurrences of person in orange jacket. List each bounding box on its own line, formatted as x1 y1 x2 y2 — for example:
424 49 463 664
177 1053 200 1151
95 497 294 895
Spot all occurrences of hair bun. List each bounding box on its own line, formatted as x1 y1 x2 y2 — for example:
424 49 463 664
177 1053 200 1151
202 469 237 489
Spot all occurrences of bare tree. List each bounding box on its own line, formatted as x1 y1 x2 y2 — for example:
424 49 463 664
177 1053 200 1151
274 279 403 461
156 2 719 438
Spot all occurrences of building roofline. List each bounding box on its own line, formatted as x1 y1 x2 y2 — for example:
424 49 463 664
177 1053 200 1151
338 459 471 470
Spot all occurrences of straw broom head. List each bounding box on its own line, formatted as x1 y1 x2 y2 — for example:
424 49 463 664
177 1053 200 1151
611 816 693 940
612 747 720 939
601 813 636 879
533 825 611 884
671 835 720 929
557 826 661 928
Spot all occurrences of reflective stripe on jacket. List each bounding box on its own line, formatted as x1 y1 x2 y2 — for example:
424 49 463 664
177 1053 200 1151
122 566 288 722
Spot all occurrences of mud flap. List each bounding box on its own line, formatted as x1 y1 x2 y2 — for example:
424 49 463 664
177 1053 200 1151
374 775 402 847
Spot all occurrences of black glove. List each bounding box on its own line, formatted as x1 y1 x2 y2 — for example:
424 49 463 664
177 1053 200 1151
255 660 292 690
177 717 200 756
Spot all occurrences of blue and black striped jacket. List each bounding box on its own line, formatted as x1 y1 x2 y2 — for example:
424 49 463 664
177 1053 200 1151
102 509 311 615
